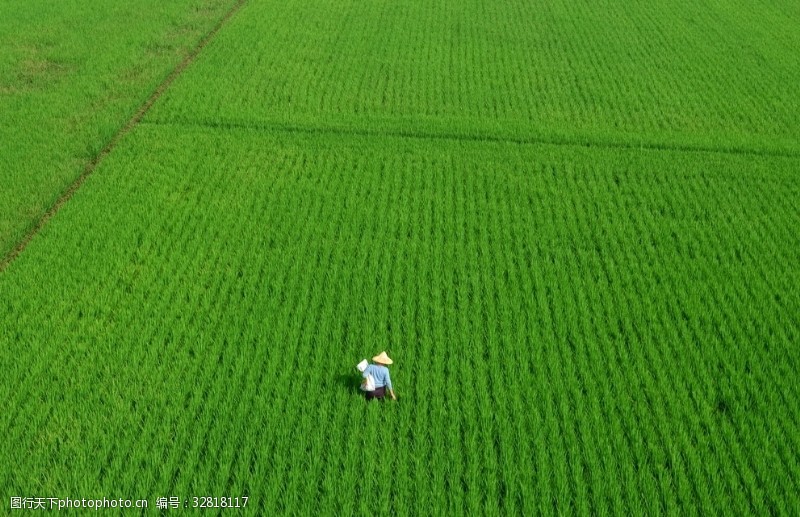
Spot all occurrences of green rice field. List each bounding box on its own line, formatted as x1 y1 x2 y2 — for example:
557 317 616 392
2 0 799 514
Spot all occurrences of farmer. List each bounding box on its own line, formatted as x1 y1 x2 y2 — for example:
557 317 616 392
362 351 397 401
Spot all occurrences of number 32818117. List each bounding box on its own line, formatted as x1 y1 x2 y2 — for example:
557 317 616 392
192 497 248 508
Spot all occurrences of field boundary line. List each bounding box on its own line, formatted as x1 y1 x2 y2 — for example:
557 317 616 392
0 0 247 273
144 118 800 160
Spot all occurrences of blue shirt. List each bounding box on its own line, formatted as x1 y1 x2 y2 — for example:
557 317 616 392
363 364 392 390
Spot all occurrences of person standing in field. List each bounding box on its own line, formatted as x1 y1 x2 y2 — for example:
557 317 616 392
362 351 397 401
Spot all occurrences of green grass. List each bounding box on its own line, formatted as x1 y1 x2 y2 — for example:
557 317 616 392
2 0 799 514
2 125 798 513
0 0 238 257
151 0 800 152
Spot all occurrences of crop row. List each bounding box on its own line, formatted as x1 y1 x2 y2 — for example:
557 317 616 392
0 0 239 257
1 125 798 513
148 0 800 154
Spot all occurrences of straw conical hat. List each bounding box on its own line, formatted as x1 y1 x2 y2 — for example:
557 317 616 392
372 351 393 365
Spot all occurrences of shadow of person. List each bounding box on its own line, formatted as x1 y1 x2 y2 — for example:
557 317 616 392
334 372 363 394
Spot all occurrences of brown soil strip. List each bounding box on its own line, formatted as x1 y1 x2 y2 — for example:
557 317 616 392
0 0 247 273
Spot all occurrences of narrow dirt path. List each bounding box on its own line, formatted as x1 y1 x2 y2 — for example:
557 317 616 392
0 0 247 272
